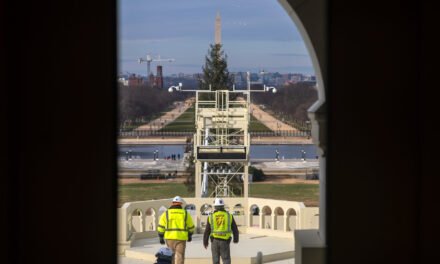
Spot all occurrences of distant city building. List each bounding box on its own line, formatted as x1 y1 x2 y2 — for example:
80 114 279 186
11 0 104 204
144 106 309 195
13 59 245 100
233 74 243 85
148 74 155 85
155 66 163 89
128 74 143 87
156 71 316 89
290 73 303 83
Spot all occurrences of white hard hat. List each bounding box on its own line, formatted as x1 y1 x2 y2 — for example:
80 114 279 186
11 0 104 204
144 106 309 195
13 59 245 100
214 198 225 207
172 196 184 203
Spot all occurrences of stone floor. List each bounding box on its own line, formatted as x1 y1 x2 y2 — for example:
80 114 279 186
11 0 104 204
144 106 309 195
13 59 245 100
119 234 295 264
118 256 295 264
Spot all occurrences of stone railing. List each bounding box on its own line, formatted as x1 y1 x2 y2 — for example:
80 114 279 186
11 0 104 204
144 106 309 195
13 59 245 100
118 197 319 254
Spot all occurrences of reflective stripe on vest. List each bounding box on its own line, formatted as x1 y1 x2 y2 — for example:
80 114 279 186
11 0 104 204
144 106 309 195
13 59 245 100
163 208 189 240
210 211 232 239
165 209 187 231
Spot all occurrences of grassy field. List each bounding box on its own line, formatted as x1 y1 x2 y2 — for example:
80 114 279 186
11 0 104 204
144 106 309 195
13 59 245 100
160 106 196 132
118 182 319 207
249 183 319 206
118 183 194 207
249 114 272 132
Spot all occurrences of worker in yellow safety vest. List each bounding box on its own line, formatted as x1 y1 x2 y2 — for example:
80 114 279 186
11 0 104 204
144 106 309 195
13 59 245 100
203 198 239 264
157 196 195 264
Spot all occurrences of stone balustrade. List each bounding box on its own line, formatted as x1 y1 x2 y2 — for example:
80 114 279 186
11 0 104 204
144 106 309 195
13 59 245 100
118 197 319 254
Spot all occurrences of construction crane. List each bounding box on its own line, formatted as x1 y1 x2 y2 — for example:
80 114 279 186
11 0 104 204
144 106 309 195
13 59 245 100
138 54 175 78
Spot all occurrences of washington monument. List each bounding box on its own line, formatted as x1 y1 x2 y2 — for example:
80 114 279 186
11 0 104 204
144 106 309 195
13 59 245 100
215 11 221 44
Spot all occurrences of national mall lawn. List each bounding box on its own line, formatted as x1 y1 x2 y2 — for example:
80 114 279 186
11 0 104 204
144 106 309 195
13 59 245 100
118 182 319 207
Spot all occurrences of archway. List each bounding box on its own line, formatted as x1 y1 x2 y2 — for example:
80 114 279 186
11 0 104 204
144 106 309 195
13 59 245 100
158 206 167 217
129 209 143 232
233 204 244 215
274 207 285 231
233 204 245 226
200 204 213 229
145 208 156 231
278 0 327 243
249 204 260 228
117 0 327 261
185 204 197 225
286 208 297 232
261 206 272 229
200 204 213 215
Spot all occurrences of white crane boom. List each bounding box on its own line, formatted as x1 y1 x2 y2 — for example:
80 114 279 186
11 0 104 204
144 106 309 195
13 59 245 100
138 54 175 77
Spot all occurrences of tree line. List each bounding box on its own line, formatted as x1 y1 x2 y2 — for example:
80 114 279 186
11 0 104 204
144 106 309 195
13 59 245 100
118 84 188 129
251 82 318 123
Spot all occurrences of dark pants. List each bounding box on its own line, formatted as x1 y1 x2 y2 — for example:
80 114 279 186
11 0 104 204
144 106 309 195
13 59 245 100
211 238 231 264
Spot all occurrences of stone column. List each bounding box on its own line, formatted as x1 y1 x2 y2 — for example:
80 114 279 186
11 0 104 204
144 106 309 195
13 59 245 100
128 215 133 232
244 164 249 198
195 160 201 197
248 212 253 228
140 215 144 232
272 214 276 230
284 215 289 232
259 213 264 229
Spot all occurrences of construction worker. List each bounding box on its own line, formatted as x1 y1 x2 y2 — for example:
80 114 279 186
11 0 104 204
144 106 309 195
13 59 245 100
157 196 195 264
203 198 239 264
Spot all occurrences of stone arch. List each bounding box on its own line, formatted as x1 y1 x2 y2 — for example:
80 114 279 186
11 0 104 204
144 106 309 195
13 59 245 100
129 208 143 232
261 206 272 229
200 203 212 215
145 208 156 231
274 207 285 231
286 208 297 231
232 203 245 226
278 0 327 242
200 203 213 229
249 204 260 228
233 204 244 215
185 204 196 211
185 204 197 224
158 206 167 218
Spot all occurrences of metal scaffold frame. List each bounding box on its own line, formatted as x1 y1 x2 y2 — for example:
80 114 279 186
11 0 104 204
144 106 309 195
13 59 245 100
194 89 250 198
168 72 276 198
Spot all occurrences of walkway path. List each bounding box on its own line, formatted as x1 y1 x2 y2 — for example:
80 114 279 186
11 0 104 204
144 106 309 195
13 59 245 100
119 234 295 264
118 256 294 264
135 97 195 131
250 103 297 131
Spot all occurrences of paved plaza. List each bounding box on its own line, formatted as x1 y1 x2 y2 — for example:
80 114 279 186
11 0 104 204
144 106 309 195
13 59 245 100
119 234 295 264
118 157 319 180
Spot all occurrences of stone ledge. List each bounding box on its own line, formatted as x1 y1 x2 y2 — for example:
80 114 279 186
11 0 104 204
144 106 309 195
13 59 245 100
294 229 326 264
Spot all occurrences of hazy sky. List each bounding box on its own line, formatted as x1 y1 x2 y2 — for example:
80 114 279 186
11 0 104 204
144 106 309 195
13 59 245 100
118 0 315 76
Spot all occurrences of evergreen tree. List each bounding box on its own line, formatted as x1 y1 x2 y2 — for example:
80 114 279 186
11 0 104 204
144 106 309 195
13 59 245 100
200 44 232 90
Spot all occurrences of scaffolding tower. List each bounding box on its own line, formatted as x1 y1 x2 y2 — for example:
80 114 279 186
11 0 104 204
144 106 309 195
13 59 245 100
169 72 276 198
193 89 251 198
